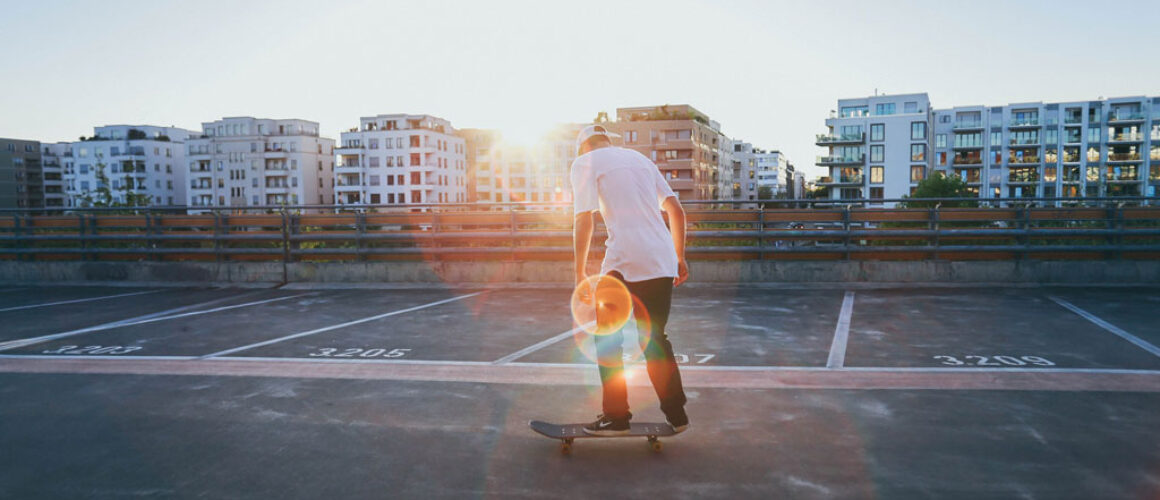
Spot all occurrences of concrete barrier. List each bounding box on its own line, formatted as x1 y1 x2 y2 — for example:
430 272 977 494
0 260 1157 285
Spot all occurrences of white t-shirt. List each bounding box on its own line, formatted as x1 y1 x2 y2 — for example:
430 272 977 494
571 146 679 282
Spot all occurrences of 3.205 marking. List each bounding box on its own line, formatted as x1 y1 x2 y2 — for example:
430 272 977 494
41 345 142 355
933 355 1055 367
308 348 411 358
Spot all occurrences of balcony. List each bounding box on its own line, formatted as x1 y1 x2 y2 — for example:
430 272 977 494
1062 154 1081 163
1007 174 1040 184
814 133 865 146
1008 156 1041 164
952 121 984 131
818 175 864 186
335 163 361 170
1108 111 1146 123
951 157 983 166
1008 118 1040 128
336 143 364 151
816 155 865 166
1009 137 1041 146
1107 153 1142 163
1063 116 1083 125
1107 133 1144 144
952 142 984 150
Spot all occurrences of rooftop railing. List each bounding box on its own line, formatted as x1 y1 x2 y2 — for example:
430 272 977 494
1 198 1158 267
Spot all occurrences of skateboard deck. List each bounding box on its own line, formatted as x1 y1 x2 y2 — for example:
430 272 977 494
529 420 676 454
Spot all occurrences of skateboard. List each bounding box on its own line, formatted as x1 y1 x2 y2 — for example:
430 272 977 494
529 420 676 454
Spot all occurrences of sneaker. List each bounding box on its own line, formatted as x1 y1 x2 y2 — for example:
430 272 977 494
666 408 690 434
583 414 631 436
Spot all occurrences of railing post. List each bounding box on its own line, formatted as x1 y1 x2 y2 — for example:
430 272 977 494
842 204 851 261
509 205 517 262
356 211 367 262
13 214 24 262
931 202 941 260
280 208 290 283
212 212 222 263
1109 203 1123 260
145 211 157 261
757 206 765 260
87 214 98 261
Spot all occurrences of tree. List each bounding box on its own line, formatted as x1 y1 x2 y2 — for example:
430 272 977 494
757 185 773 200
903 172 977 208
77 154 151 209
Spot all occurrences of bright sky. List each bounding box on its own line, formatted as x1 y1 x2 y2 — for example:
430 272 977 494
2 0 1157 179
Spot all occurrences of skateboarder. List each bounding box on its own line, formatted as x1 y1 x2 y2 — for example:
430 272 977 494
571 124 690 436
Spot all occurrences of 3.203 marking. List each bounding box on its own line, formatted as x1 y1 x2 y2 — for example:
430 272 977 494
308 348 411 358
933 355 1055 367
41 345 142 355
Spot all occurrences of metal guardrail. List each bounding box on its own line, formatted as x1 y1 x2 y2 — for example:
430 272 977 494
1 199 1159 269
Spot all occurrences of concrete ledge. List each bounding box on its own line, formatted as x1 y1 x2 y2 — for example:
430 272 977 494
0 259 1158 285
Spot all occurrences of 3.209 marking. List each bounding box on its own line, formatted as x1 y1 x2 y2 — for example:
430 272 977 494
41 345 142 355
933 355 1055 367
308 348 411 358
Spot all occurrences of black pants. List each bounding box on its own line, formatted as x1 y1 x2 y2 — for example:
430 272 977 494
596 271 687 421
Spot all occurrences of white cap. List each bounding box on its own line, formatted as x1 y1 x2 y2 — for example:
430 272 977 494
575 124 621 154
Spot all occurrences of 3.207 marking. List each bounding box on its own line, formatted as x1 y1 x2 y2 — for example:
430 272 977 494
41 345 142 355
933 355 1055 367
623 353 715 364
308 348 411 358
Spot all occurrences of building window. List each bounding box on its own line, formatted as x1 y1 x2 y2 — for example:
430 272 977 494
910 165 926 182
870 166 884 184
870 124 884 142
911 122 927 140
624 131 637 143
870 187 884 199
936 134 946 148
910 144 926 162
875 103 896 116
870 145 884 163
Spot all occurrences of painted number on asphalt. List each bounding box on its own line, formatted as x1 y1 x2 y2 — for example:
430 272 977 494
308 348 411 358
41 345 143 355
933 355 1055 367
623 353 715 364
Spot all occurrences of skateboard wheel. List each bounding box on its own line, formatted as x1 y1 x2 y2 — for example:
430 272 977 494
561 442 572 455
651 441 663 452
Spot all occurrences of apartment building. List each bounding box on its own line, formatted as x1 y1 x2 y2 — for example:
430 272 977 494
716 134 735 201
335 114 466 206
459 128 502 203
0 138 43 209
610 105 726 200
465 124 581 206
732 141 795 200
39 142 67 208
819 93 1160 201
185 117 334 210
59 125 196 208
816 93 933 201
931 96 1160 199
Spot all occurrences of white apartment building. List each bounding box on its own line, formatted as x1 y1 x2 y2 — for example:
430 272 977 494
819 93 1160 201
335 114 466 206
185 117 334 210
816 93 932 201
732 141 795 200
931 96 1160 199
60 125 196 207
465 124 581 206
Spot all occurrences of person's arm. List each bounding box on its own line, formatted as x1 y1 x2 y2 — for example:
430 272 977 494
661 196 689 286
573 211 594 285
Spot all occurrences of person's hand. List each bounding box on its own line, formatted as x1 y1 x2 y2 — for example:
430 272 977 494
674 259 690 287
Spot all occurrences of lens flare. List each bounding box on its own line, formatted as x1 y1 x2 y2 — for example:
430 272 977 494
570 275 632 336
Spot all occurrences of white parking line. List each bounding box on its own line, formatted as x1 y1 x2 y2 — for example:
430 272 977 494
1049 296 1160 359
199 292 482 359
826 291 856 368
492 322 593 365
0 290 162 313
0 294 310 352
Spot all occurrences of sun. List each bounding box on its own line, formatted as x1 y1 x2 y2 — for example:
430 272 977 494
497 120 554 148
